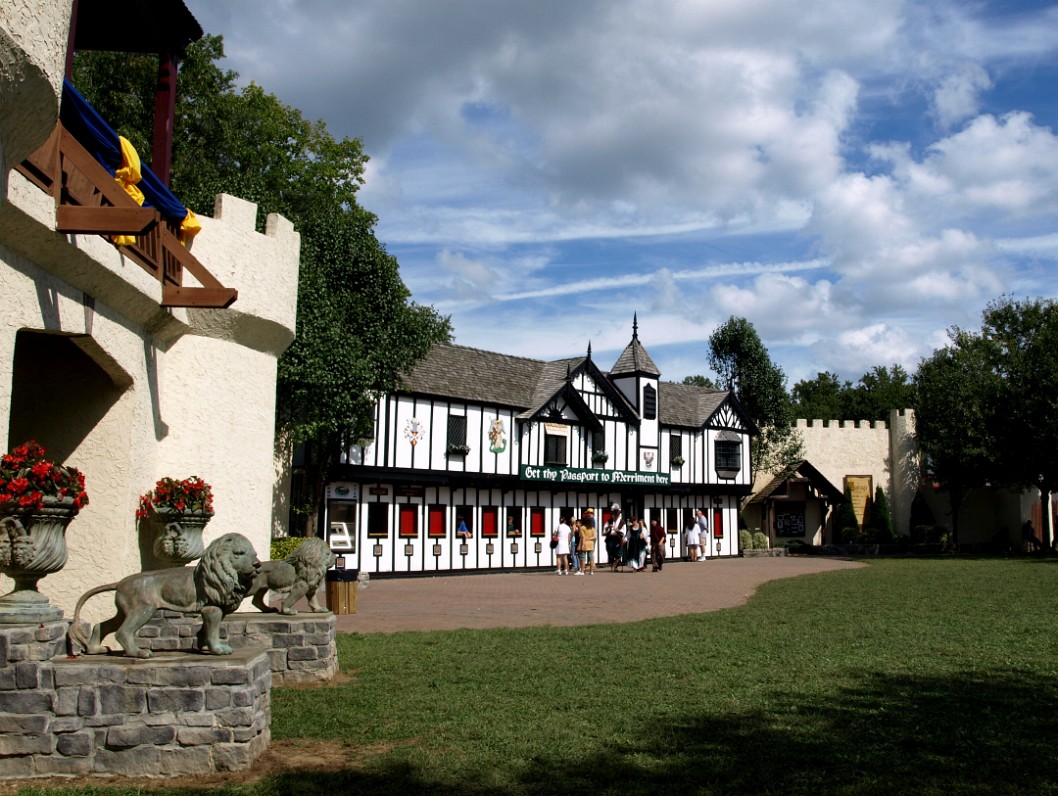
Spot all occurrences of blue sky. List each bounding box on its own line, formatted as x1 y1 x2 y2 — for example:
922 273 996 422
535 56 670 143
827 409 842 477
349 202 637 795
184 0 1058 389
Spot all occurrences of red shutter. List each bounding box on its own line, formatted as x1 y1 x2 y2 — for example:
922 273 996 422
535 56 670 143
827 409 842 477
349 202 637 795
530 508 545 536
428 505 445 538
399 504 418 538
482 507 498 537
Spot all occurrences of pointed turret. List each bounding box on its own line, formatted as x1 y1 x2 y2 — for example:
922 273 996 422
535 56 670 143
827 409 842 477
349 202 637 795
611 313 660 379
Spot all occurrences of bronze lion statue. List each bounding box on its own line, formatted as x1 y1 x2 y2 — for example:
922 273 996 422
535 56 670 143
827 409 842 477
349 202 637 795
68 532 260 658
250 537 336 615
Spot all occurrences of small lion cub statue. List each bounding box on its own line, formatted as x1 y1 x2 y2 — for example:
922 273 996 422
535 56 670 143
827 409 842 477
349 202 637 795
250 537 336 615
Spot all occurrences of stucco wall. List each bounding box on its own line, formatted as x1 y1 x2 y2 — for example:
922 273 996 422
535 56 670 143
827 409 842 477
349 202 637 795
790 416 895 528
752 410 917 537
0 0 69 176
0 170 298 620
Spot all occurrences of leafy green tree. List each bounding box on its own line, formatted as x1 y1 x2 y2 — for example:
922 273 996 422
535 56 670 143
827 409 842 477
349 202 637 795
791 365 915 423
913 298 1058 548
977 297 1058 547
791 371 847 420
73 38 451 534
912 332 997 548
682 374 718 389
708 317 803 475
845 365 916 422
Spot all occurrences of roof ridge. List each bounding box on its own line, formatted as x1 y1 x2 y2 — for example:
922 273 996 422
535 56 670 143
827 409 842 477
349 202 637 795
438 342 545 365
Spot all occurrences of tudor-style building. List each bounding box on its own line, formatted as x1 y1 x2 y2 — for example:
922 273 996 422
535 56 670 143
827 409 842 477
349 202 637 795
324 320 757 574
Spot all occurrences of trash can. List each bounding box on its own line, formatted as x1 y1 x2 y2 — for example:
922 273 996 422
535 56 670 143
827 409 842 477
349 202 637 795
325 568 358 614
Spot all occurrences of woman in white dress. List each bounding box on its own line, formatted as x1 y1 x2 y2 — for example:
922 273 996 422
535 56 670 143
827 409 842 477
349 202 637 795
685 519 701 562
554 517 572 574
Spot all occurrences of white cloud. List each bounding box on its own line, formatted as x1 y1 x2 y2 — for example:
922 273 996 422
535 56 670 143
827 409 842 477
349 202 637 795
931 63 993 130
183 0 1058 385
820 323 923 376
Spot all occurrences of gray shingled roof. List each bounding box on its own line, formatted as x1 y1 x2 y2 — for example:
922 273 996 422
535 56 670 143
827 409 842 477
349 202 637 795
401 344 545 408
745 460 844 506
658 381 728 428
400 343 730 429
610 337 660 377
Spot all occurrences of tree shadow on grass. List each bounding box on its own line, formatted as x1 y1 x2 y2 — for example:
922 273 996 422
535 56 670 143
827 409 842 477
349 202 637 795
147 669 1058 796
537 668 1058 796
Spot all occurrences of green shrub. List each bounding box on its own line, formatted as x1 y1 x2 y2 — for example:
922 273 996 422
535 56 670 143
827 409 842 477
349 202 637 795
270 536 309 561
911 524 950 546
739 529 753 551
752 531 769 549
836 488 860 543
872 486 894 541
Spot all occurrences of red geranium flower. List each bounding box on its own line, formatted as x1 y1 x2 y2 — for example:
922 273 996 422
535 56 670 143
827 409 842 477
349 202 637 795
137 476 213 519
0 441 89 513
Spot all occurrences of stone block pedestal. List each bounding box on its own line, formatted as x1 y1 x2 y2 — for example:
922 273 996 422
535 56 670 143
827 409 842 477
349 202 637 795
135 611 338 687
0 622 272 779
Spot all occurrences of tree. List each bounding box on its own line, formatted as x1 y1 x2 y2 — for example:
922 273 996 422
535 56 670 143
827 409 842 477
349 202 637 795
912 332 997 548
977 297 1058 547
865 485 894 543
791 365 915 423
72 38 451 534
682 374 718 389
845 365 916 423
835 488 860 543
708 317 803 475
791 371 847 420
913 297 1058 549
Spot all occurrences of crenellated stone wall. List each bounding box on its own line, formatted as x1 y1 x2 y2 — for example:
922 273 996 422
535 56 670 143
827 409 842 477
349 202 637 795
776 409 916 537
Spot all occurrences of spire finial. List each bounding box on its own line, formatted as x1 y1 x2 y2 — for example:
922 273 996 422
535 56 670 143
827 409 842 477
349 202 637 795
587 340 592 360
632 313 639 340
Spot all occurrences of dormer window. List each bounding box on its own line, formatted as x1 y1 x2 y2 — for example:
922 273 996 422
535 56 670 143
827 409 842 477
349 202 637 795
715 431 742 479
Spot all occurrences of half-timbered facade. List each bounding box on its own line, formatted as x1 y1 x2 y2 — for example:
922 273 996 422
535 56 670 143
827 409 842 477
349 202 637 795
325 322 756 574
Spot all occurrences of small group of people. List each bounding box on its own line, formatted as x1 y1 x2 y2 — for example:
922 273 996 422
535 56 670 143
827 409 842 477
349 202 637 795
684 508 710 562
600 506 668 573
553 508 597 575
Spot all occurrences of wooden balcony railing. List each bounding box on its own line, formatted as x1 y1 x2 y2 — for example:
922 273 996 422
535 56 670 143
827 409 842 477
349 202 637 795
15 124 237 309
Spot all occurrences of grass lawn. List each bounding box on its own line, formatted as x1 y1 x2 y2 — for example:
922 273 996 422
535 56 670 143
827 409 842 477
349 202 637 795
16 557 1058 795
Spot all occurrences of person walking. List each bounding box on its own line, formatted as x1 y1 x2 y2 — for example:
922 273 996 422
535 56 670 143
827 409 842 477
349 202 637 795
626 517 647 572
555 516 572 574
579 510 597 575
649 519 666 571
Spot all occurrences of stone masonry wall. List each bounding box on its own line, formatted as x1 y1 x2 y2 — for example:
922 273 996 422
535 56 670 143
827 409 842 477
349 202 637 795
134 611 338 687
0 622 271 779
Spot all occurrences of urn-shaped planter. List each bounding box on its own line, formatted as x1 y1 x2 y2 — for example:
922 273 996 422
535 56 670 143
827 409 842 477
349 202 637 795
138 476 215 569
151 508 214 567
0 496 78 623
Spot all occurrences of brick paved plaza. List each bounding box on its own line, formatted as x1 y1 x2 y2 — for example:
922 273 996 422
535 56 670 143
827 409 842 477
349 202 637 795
330 556 864 633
